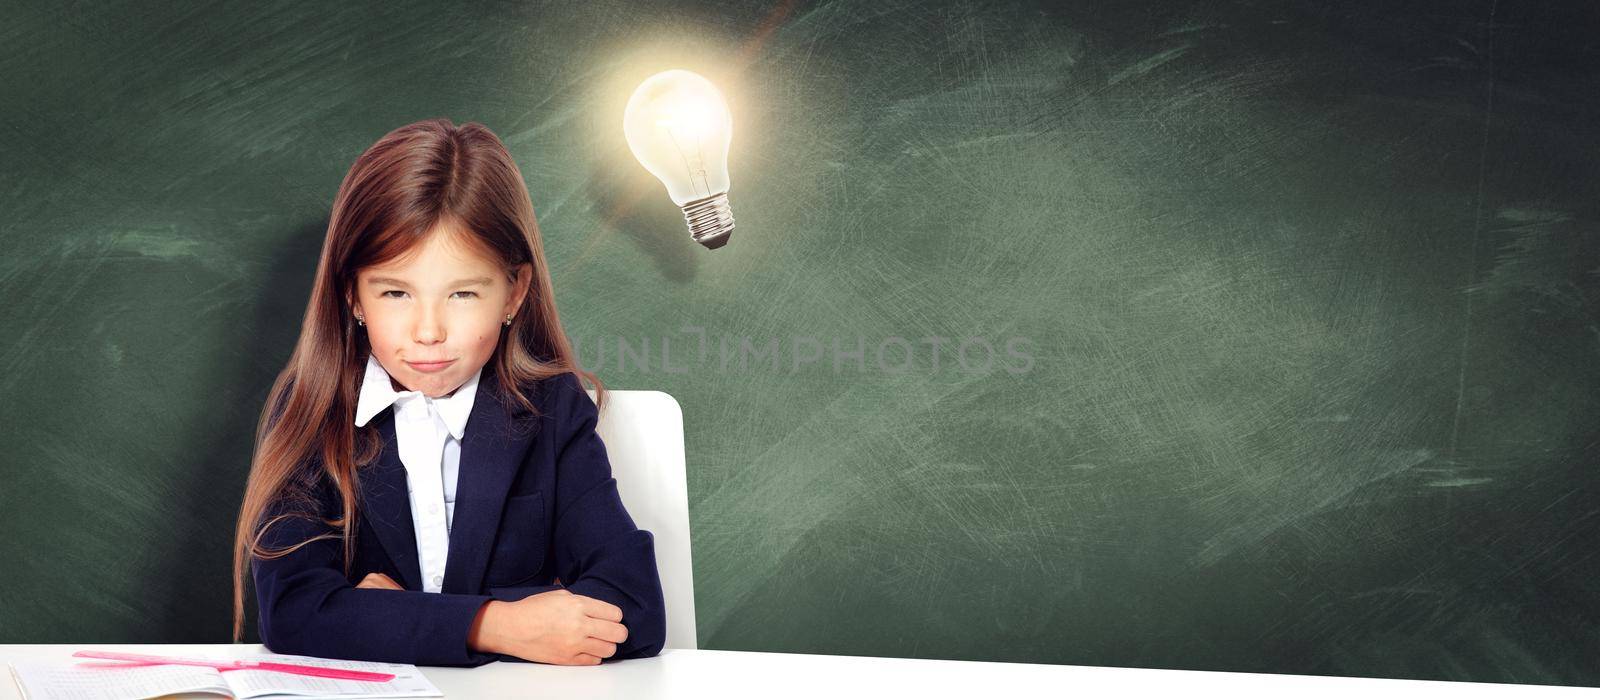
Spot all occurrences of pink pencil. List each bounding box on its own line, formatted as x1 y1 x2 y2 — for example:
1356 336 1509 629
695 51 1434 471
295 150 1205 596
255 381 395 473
71 650 397 682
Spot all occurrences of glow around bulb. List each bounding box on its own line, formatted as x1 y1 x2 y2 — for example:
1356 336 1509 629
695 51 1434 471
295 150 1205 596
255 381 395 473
623 69 736 249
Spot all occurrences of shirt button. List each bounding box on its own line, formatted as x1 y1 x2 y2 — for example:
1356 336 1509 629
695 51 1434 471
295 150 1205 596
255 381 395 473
432 575 442 586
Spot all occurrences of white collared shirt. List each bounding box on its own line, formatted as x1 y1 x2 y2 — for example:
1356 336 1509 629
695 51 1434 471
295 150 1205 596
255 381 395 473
353 353 482 593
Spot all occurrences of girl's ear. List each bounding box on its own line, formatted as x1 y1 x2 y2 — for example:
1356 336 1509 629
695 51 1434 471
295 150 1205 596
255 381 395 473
508 263 533 314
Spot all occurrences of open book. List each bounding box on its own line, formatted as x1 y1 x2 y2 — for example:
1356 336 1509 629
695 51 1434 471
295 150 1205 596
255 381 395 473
8 653 442 700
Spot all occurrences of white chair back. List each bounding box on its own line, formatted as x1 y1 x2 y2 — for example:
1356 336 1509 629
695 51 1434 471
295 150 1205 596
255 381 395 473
586 389 697 650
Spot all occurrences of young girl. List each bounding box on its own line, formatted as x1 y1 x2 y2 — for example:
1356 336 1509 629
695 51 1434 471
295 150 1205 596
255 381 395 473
230 118 665 667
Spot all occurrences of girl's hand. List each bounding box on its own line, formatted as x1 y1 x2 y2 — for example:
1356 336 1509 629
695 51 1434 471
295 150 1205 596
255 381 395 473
469 589 628 666
356 572 405 590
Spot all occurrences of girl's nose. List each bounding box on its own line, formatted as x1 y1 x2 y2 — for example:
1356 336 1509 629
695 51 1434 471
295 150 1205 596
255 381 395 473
414 307 446 343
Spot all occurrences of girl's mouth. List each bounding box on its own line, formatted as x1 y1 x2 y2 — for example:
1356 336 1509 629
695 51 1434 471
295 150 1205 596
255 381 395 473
406 359 456 373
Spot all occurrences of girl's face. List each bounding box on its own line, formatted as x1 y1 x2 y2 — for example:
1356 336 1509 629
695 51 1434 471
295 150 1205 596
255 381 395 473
350 224 531 398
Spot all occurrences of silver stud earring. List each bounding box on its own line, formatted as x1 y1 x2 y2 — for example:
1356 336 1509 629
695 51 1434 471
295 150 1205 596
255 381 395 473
355 314 365 327
504 313 513 326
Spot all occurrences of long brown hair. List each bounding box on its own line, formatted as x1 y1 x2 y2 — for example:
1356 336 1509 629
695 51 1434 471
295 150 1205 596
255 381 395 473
230 118 606 642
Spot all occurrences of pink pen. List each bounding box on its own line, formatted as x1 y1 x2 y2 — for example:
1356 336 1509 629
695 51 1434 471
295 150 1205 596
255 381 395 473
71 650 396 682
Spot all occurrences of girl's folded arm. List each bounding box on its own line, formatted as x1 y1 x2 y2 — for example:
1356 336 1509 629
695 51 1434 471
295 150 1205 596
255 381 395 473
545 372 669 659
251 485 500 667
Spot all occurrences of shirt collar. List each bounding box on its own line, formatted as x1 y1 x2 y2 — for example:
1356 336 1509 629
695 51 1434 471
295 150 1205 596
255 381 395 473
353 354 482 441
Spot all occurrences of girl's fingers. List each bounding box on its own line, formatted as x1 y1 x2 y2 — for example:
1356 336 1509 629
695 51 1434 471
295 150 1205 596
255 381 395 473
572 653 602 666
576 596 623 622
356 573 402 590
580 638 618 659
586 619 629 644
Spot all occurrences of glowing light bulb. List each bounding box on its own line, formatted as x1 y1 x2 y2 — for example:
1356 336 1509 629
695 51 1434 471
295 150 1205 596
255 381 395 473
623 69 736 250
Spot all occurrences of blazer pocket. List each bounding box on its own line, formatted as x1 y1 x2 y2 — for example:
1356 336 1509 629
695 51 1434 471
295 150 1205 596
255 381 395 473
484 490 548 587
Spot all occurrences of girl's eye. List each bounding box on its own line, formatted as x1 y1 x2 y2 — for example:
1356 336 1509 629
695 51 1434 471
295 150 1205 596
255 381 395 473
378 291 478 298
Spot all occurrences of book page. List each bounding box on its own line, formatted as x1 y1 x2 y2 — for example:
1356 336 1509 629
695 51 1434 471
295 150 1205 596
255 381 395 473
9 662 231 700
220 655 440 699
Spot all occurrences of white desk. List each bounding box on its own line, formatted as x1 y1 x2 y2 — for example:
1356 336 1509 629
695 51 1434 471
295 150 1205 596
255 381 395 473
1 644 1591 699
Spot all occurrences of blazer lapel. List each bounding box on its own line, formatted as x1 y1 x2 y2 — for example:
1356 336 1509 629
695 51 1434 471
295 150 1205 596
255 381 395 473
442 365 540 594
362 407 423 591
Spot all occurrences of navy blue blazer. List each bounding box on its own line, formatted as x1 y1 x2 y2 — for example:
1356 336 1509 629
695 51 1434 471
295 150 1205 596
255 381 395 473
251 364 666 666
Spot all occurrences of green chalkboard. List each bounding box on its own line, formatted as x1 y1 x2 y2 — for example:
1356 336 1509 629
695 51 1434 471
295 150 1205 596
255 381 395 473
2 0 1597 687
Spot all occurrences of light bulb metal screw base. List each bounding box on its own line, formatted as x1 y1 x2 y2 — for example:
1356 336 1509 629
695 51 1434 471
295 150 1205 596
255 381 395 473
682 192 735 249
